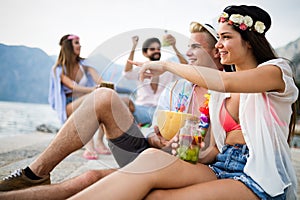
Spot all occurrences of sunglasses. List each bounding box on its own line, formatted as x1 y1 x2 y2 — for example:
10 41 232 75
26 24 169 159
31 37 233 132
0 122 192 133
148 47 161 51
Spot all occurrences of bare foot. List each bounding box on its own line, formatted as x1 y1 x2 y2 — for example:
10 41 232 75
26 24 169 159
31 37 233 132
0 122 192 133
83 150 98 160
95 146 111 155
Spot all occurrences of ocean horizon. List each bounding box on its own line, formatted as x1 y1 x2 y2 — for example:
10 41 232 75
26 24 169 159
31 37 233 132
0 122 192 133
0 101 61 137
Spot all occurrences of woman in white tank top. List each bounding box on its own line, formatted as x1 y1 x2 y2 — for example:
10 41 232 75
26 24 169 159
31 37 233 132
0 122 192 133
50 34 111 160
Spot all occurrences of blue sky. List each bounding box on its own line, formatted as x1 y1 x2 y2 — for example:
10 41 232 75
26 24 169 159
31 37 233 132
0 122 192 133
1 0 299 58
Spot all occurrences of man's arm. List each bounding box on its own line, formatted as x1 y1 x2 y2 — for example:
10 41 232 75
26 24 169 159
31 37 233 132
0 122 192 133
124 36 139 72
165 34 188 64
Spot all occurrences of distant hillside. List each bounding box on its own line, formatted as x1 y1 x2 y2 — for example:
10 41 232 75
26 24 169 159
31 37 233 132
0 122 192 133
0 44 135 104
0 44 54 103
276 37 300 60
275 37 300 82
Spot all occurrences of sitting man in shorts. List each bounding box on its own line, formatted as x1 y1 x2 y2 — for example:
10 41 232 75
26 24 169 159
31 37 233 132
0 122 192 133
0 22 227 199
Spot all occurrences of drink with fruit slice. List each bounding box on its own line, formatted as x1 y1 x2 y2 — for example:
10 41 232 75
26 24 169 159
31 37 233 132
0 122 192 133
177 117 201 164
157 110 194 140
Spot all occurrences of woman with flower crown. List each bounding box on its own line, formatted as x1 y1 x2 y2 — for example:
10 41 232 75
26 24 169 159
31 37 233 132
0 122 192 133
68 5 298 200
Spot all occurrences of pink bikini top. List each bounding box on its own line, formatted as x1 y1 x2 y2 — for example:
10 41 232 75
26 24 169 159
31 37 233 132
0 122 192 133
219 101 241 132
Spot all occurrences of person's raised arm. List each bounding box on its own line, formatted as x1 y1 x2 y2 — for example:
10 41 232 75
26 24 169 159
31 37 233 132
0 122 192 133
166 34 188 64
124 36 139 72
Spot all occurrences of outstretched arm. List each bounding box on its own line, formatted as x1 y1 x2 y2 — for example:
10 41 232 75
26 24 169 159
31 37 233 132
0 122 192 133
130 60 285 93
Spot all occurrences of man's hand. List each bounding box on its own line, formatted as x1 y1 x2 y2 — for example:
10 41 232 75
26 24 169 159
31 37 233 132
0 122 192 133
125 35 139 72
164 34 176 47
132 36 139 47
127 60 167 81
147 126 169 148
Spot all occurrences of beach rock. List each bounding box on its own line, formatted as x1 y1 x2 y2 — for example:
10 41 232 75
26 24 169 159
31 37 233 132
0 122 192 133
36 124 59 133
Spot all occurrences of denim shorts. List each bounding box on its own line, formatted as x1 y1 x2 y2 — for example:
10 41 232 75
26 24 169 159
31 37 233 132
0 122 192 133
209 144 286 200
66 96 74 104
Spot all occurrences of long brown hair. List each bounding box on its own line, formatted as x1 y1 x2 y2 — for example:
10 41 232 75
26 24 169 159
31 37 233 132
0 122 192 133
242 32 297 146
288 102 297 145
53 34 82 76
223 5 297 145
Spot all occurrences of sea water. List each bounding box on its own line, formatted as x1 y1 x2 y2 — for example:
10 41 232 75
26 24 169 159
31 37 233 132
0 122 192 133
0 100 299 147
0 101 60 137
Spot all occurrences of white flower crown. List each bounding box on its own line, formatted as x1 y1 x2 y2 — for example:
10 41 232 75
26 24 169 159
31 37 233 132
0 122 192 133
218 12 266 34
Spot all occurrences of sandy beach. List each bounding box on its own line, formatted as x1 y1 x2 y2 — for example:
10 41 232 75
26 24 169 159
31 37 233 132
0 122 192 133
0 131 299 197
0 132 118 184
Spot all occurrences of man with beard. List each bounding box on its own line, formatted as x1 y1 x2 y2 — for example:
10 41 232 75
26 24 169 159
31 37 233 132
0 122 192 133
123 36 187 126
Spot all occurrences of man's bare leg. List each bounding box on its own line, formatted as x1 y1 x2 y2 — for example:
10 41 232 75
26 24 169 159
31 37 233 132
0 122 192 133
29 88 134 177
0 169 116 200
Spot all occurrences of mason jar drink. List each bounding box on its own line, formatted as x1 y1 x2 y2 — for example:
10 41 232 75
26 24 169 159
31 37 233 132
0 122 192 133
177 117 201 164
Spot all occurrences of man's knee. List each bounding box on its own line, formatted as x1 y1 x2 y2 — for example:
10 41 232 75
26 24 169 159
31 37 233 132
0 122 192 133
121 97 135 113
93 88 118 110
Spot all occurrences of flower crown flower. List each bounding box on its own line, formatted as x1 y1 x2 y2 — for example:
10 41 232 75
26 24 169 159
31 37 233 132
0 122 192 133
219 12 266 34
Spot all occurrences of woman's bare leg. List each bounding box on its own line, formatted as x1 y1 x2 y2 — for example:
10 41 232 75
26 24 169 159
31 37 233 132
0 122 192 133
145 179 260 200
69 149 217 200
66 95 87 117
